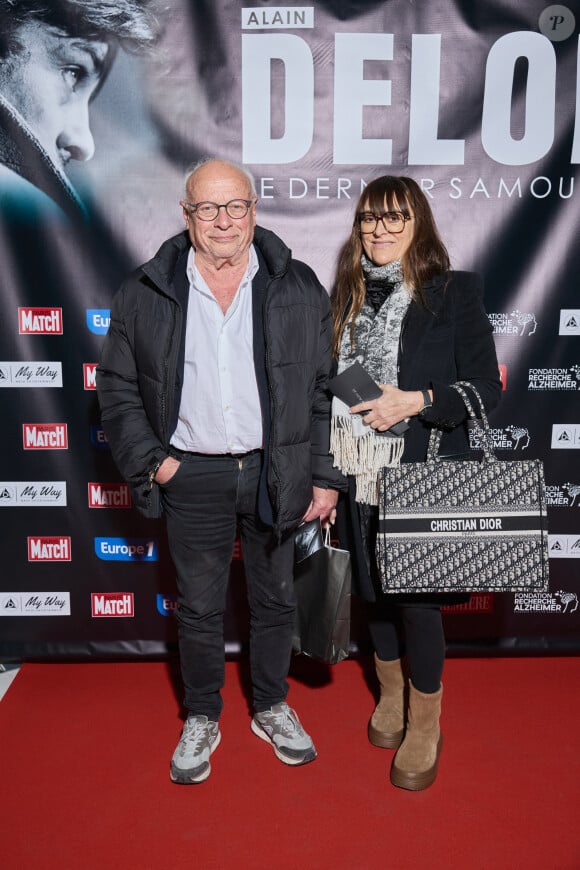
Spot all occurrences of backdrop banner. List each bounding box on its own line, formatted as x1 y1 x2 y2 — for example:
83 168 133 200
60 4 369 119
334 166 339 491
1 0 579 658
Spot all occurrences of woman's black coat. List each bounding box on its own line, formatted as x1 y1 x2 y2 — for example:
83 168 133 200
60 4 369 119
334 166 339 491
335 270 502 604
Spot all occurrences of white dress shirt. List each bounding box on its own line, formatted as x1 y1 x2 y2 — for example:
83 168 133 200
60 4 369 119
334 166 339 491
170 245 263 454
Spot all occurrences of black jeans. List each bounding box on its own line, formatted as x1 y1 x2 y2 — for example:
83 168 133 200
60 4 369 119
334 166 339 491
161 450 296 721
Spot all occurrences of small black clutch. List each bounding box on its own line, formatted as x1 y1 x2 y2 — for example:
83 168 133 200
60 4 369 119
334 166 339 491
328 362 409 436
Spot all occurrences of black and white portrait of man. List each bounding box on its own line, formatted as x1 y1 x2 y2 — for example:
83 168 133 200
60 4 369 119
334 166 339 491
0 0 158 221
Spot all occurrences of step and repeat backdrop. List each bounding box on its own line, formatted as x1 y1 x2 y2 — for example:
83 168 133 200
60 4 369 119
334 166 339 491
1 0 579 658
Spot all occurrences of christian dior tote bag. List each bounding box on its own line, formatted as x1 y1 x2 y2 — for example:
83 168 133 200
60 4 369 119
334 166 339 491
377 383 550 594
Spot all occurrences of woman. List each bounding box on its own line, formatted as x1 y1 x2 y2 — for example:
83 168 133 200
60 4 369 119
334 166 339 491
331 176 501 791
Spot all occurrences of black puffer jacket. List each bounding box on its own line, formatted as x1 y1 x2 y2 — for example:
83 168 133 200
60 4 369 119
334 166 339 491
96 226 345 532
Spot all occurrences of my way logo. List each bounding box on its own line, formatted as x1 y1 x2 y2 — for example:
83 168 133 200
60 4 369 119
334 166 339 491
28 536 71 561
551 425 580 449
91 592 134 618
528 366 580 390
0 482 67 506
469 423 530 451
548 535 580 558
18 307 63 335
559 310 580 336
95 538 159 562
88 483 131 509
0 362 62 387
86 309 110 335
488 310 538 337
0 592 71 616
23 423 68 450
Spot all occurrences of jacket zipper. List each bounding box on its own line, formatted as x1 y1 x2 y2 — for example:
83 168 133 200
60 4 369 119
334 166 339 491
162 302 180 445
263 279 283 526
147 299 180 495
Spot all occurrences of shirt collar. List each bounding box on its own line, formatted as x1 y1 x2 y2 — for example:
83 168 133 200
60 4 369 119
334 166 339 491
186 244 259 290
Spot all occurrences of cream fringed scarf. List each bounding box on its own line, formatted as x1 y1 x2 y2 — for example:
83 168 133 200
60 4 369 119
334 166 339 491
331 257 411 505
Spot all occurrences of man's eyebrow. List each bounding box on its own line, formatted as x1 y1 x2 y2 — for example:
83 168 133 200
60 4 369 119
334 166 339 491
50 34 110 75
69 40 110 74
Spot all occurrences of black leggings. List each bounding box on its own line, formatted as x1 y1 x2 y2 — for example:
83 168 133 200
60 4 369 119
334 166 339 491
367 601 445 694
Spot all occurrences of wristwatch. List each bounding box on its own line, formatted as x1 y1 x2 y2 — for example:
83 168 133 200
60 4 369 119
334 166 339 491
418 389 433 419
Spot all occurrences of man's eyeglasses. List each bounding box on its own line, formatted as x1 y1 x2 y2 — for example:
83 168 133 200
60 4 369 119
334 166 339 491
357 211 412 234
181 199 256 221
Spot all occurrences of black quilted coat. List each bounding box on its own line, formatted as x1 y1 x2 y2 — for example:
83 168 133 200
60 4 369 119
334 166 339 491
96 227 345 533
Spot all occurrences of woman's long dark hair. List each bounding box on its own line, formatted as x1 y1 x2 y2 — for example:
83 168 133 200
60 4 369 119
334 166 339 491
331 176 450 358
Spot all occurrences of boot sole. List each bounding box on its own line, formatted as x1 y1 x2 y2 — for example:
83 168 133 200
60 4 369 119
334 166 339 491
390 733 443 791
368 722 404 750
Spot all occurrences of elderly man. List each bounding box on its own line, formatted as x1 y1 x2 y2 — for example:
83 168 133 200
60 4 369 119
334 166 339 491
0 0 157 220
97 158 344 784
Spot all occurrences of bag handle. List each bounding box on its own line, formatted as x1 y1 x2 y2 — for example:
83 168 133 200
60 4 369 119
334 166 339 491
426 381 497 462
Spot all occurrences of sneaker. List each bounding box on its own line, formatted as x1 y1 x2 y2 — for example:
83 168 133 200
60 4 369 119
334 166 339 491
251 703 317 766
170 715 221 784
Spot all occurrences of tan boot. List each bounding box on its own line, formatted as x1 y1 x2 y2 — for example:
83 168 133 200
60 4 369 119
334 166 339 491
368 655 405 749
390 681 443 791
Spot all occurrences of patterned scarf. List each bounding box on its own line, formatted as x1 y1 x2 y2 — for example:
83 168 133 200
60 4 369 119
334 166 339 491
331 257 411 504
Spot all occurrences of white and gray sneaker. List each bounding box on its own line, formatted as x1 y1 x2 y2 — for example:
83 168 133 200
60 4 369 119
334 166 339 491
170 715 221 784
251 703 317 766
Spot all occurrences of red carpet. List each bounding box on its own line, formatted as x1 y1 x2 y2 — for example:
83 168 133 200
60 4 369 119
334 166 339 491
1 656 579 870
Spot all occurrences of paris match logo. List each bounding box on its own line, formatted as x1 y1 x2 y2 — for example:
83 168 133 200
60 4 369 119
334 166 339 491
91 592 135 617
88 483 132 509
18 307 63 335
83 364 97 390
28 536 71 561
23 423 68 450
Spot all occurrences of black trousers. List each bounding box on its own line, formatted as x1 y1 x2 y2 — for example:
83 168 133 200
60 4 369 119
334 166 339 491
161 450 296 720
367 600 445 694
360 502 445 694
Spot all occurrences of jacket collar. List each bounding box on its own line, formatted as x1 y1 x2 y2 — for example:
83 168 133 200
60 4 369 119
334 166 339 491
140 231 191 299
141 224 291 300
253 225 291 278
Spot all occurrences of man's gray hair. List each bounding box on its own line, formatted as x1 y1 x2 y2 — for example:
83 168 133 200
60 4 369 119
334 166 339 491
184 157 257 199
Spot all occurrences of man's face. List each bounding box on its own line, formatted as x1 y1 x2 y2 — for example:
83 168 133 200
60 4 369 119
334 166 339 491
183 161 257 268
0 20 110 171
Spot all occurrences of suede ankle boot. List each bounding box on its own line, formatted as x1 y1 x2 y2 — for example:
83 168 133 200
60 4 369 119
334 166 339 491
390 681 443 791
368 655 405 749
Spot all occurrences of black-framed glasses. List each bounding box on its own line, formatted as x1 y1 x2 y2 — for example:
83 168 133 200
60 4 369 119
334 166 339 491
181 198 256 221
356 210 412 234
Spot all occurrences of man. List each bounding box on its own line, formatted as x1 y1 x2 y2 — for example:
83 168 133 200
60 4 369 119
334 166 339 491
97 158 344 784
0 0 157 220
